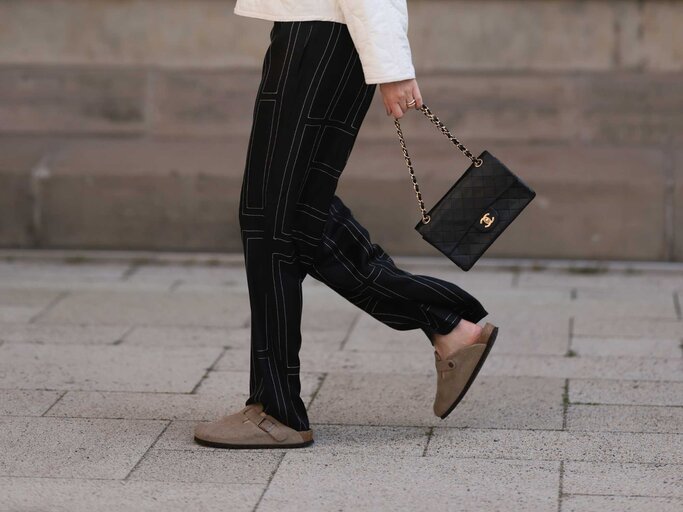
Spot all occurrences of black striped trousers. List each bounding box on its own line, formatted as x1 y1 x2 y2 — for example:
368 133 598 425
238 20 488 431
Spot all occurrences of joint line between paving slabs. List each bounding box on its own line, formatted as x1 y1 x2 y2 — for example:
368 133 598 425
566 317 574 357
422 426 434 457
41 390 68 416
123 419 172 481
190 347 229 394
561 379 569 430
557 460 565 512
511 268 521 287
254 452 286 512
113 325 136 346
662 145 676 260
339 312 362 351
120 263 140 281
29 291 70 323
673 291 682 320
306 373 328 409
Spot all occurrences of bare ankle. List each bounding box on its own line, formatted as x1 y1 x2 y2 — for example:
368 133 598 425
433 320 483 358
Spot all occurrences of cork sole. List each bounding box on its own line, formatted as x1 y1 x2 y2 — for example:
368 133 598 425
193 436 314 449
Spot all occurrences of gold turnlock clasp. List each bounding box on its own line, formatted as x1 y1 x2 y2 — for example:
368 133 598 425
480 212 495 229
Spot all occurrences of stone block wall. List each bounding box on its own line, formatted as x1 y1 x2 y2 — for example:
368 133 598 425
0 0 681 260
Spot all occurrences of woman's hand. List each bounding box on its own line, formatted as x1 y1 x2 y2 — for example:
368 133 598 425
379 78 423 119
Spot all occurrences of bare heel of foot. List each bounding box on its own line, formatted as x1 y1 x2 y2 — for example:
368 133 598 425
433 320 483 359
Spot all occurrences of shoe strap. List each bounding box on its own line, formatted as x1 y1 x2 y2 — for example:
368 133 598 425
243 406 288 442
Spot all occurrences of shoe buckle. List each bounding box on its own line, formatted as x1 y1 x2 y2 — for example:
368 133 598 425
259 418 276 432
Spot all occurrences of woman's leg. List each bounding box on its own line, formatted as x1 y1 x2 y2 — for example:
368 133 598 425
304 195 489 344
238 20 376 431
238 19 487 432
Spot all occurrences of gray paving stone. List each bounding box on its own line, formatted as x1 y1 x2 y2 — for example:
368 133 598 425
46 390 246 421
1 280 175 293
474 287 678 321
300 294 360 332
35 289 250 327
123 325 232 347
0 389 62 416
383 266 517 294
571 288 679 319
0 416 165 479
0 261 129 284
343 309 570 356
173 281 248 293
47 372 322 420
260 453 560 511
214 347 435 374
569 379 683 406
125 264 246 287
0 323 129 345
152 420 220 450
304 424 429 456
480 354 683 381
517 270 683 291
155 420 427 456
342 313 432 352
0 287 64 308
570 336 681 358
466 287 573 310
562 495 683 512
484 309 570 356
0 306 41 323
0 343 221 392
128 449 281 484
221 327 347 351
0 477 263 512
426 428 682 463
0 254 680 503
0 287 65 322
567 404 683 434
563 461 683 498
308 373 564 429
574 316 683 339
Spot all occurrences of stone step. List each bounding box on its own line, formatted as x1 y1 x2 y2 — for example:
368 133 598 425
1 0 681 72
1 135 677 260
2 66 682 146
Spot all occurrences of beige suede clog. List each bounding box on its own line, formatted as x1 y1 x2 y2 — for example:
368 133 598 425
433 322 499 419
194 403 314 449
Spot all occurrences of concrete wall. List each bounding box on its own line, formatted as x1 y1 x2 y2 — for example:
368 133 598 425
0 0 681 260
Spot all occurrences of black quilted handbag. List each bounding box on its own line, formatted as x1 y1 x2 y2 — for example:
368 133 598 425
394 104 536 271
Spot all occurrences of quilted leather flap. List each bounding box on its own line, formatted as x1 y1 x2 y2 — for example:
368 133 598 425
415 151 519 246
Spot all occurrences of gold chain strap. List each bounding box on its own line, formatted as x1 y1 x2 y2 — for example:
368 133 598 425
394 104 483 224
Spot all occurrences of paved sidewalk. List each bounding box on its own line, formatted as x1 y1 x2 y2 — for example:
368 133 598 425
0 252 681 511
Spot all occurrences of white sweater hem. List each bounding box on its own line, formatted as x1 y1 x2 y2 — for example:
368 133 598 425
234 8 345 24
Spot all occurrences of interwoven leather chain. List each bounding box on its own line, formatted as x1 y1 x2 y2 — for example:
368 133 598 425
394 104 483 224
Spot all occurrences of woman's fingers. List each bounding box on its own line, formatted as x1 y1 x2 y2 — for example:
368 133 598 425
391 102 404 119
412 83 423 109
380 79 424 117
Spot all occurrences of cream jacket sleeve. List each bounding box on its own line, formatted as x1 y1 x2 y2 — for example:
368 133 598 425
337 0 416 85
